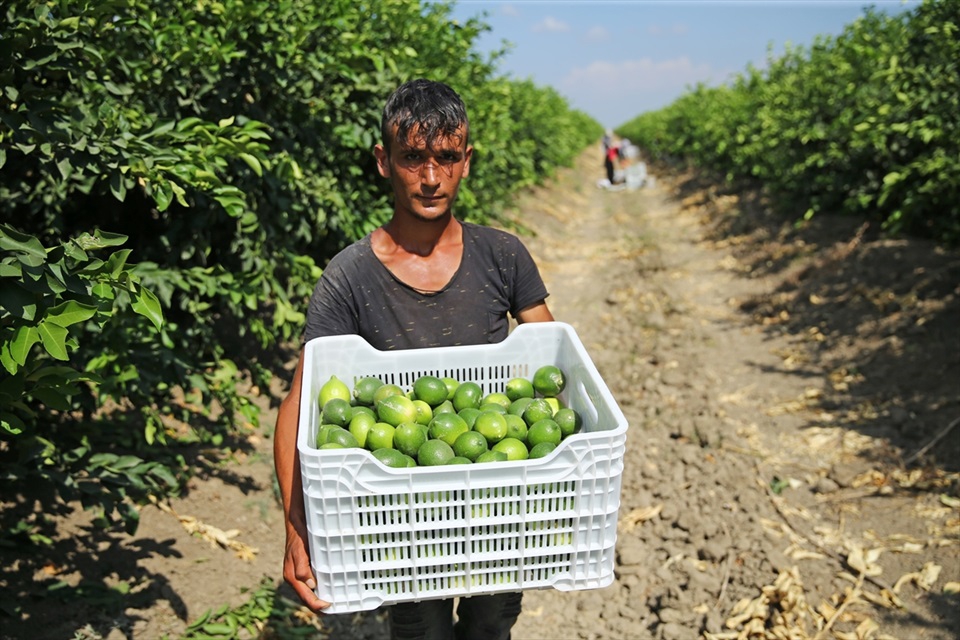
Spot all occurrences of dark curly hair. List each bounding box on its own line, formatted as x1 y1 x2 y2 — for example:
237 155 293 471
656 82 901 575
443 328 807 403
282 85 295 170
380 79 469 152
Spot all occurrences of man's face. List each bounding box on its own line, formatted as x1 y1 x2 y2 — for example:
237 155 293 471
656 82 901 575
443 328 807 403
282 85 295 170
375 123 473 222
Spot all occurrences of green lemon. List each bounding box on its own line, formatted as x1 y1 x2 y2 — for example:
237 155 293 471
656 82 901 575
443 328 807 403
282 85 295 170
412 399 434 426
377 395 419 427
522 398 554 426
373 383 406 406
475 450 508 464
543 397 563 414
453 430 489 461
458 407 482 429
394 422 428 459
365 422 396 451
321 398 353 427
532 365 566 397
554 407 582 438
479 402 508 415
505 414 528 443
528 442 557 459
417 439 455 466
441 377 460 400
491 437 529 461
447 456 473 465
352 376 384 406
413 375 450 407
481 392 512 411
473 411 508 445
348 411 377 448
428 412 469 446
319 375 351 407
316 423 342 447
527 419 562 448
452 381 483 412
433 399 456 415
325 427 360 449
373 448 409 469
505 377 535 402
351 405 376 420
508 397 535 417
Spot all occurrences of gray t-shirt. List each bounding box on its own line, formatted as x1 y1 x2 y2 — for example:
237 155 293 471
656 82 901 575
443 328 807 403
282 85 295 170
303 222 549 350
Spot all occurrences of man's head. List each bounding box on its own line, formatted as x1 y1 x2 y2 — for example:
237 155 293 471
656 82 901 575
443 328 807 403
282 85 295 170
380 79 469 153
375 79 473 222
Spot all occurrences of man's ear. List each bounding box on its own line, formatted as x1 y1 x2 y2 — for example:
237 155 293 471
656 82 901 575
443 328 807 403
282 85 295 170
374 144 391 178
462 145 473 178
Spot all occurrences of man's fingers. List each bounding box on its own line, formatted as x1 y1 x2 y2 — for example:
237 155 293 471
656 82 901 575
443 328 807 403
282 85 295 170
293 554 316 589
293 581 331 612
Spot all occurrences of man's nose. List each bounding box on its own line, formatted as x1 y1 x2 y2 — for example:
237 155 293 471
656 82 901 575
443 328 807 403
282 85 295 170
420 159 440 186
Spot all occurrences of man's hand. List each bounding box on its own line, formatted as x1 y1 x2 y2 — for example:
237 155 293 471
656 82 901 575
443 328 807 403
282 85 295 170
283 522 331 612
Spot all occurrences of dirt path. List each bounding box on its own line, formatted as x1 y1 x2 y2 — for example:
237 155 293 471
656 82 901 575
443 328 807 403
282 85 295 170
4 148 957 640
508 149 960 640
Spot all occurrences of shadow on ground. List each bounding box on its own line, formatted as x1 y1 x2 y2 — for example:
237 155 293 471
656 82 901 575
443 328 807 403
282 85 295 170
667 168 960 472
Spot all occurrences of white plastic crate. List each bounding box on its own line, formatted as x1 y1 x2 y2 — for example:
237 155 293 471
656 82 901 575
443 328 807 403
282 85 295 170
297 321 628 614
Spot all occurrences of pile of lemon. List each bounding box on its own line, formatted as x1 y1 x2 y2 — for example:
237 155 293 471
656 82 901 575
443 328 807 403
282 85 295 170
313 365 583 468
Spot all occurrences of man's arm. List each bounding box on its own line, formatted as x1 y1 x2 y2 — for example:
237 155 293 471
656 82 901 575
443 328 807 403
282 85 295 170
516 301 554 324
274 352 330 611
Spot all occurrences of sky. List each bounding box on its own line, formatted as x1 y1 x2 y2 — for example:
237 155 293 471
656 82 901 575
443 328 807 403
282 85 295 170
444 0 922 128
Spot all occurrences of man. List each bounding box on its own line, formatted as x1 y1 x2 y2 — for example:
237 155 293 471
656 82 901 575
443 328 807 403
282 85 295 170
273 79 554 640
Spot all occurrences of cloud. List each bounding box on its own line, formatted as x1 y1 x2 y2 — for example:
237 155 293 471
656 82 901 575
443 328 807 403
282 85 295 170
500 4 520 17
532 16 570 33
585 26 610 42
562 56 725 95
559 57 736 125
647 23 689 37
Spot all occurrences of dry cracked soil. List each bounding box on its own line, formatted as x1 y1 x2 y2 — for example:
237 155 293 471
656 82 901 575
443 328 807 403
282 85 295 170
2 147 958 640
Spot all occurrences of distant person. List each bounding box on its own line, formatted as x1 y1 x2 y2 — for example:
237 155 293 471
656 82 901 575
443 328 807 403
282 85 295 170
602 128 613 153
604 137 620 185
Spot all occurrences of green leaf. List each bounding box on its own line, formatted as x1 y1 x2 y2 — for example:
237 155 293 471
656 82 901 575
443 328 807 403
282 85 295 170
1 412 26 436
238 153 262 177
37 321 70 361
110 455 143 470
74 230 128 251
0 225 46 261
56 156 73 180
44 300 98 327
0 344 17 375
103 81 133 96
32 386 74 411
8 326 41 366
104 249 132 278
131 286 163 330
109 172 127 201
0 282 38 321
